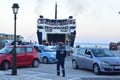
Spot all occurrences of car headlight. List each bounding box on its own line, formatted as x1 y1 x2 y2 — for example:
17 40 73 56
101 61 110 66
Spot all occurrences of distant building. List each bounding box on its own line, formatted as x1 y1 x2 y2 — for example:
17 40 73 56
0 33 24 49
0 33 24 41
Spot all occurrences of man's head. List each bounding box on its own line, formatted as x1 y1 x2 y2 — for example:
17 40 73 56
59 42 63 47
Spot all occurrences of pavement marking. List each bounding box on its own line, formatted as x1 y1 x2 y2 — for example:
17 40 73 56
22 75 53 80
68 77 82 80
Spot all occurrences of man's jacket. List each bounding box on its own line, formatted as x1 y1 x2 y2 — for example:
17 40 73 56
56 46 66 61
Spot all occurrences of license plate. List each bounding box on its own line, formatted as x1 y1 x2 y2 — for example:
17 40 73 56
114 66 120 69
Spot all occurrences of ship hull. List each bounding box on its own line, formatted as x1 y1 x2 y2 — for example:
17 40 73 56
37 30 76 47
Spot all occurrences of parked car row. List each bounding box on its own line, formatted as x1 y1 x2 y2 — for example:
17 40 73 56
1 44 120 75
71 47 120 75
0 44 57 70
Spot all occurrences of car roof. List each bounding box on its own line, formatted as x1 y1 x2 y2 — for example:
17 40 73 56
28 44 44 46
8 45 35 48
77 47 107 50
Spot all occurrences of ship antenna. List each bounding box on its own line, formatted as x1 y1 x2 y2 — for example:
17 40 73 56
55 1 57 19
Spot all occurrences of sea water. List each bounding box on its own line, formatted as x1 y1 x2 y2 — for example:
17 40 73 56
74 43 109 49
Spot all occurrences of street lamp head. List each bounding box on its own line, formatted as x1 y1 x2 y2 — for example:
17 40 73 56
12 3 19 14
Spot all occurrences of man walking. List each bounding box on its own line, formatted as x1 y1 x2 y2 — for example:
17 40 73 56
56 42 66 77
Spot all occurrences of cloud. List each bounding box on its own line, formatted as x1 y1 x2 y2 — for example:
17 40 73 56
66 0 88 16
34 0 44 16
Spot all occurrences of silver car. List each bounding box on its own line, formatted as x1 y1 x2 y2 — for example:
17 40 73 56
72 48 120 75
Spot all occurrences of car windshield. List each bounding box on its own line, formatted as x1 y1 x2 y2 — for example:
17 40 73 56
91 49 115 57
47 45 57 51
0 47 13 54
39 46 54 52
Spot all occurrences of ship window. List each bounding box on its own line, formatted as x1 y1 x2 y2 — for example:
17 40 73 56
70 27 75 29
38 26 43 29
68 19 76 24
73 21 76 24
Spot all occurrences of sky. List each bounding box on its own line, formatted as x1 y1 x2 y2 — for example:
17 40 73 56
1 0 120 44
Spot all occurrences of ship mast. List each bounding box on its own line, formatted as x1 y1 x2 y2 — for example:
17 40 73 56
55 2 57 19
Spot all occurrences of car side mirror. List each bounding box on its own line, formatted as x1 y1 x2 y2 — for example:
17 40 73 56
85 51 92 58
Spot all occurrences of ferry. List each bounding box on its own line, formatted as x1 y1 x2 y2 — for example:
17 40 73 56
36 3 76 47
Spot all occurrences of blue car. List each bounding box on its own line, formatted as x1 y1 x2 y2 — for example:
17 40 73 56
34 44 56 63
72 47 120 75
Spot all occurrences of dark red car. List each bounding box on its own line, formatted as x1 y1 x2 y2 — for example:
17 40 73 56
0 45 40 70
109 42 117 50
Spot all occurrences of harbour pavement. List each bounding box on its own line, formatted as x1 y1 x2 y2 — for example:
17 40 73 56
0 69 57 80
0 69 84 80
0 51 120 80
1 69 120 80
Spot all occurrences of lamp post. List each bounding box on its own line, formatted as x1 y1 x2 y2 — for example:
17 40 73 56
12 3 19 75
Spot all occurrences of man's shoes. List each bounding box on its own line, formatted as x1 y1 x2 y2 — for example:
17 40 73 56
57 72 60 76
63 74 65 77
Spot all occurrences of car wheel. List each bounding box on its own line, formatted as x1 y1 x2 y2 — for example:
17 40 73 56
32 59 39 67
72 60 79 69
1 61 10 70
93 64 101 75
43 57 48 63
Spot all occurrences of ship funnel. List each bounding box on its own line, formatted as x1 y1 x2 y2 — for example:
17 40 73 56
39 15 43 18
69 16 73 19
